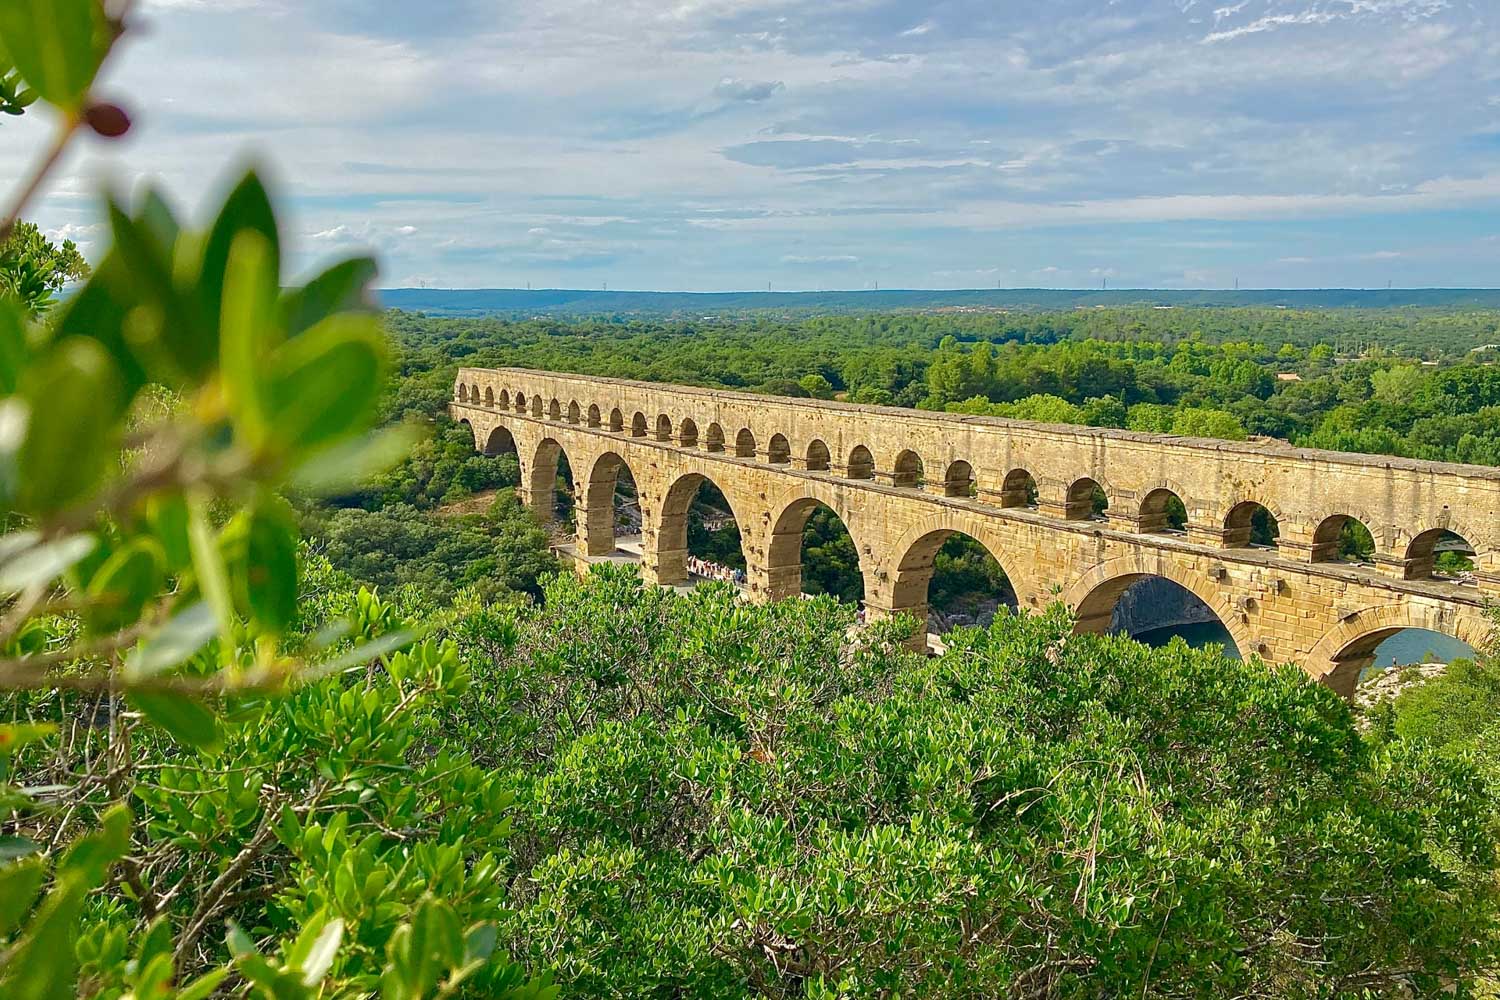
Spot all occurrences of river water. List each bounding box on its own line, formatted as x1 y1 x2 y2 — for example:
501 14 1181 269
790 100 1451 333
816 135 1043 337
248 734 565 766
1132 621 1475 667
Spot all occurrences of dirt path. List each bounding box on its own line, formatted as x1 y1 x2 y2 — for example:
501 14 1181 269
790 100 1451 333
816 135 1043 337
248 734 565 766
436 489 500 517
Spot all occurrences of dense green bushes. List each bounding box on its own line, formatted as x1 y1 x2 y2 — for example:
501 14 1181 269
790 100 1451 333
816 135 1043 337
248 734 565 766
309 493 557 602
11 549 1500 996
457 568 1500 997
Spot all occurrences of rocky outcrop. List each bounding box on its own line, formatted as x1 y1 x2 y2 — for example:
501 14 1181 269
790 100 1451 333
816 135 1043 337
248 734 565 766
1110 577 1218 636
1355 661 1447 714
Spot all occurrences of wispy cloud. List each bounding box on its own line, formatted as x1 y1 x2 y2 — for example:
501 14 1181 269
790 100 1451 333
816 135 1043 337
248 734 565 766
713 78 785 102
4 0 1496 290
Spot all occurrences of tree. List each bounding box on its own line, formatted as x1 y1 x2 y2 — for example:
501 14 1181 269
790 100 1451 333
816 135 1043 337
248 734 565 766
0 220 88 314
485 570 1500 996
798 372 834 399
1081 394 1127 427
1170 406 1247 441
1371 364 1425 405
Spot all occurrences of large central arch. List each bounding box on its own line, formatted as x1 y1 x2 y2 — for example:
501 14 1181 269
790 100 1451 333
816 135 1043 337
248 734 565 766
655 471 749 587
529 438 575 524
483 423 517 458
1062 555 1252 659
764 488 867 604
579 451 641 557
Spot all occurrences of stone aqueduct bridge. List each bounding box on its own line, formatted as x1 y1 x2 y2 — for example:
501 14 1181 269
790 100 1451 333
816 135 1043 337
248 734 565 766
452 367 1499 696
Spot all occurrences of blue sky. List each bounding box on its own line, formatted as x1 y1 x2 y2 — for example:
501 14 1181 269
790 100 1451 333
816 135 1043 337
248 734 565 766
5 0 1499 290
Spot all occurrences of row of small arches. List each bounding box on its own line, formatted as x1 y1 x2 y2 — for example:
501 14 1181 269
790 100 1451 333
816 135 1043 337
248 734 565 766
457 383 950 487
459 383 1479 584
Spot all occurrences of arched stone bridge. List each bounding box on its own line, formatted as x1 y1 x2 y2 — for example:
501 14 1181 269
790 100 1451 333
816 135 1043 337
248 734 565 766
451 367 1499 696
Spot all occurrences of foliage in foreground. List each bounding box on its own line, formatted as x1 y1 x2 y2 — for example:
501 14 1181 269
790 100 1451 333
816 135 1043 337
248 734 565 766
449 567 1500 998
4 557 553 998
0 2 546 992
12 556 1497 997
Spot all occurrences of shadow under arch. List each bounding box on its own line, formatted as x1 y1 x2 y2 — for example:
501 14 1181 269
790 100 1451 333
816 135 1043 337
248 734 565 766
529 436 575 523
656 470 750 586
1061 555 1251 660
1303 602 1493 696
889 523 1023 639
481 423 517 457
764 485 867 604
581 450 642 555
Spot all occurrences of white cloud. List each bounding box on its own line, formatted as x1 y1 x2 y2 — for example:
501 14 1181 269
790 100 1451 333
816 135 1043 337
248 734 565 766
5 0 1495 290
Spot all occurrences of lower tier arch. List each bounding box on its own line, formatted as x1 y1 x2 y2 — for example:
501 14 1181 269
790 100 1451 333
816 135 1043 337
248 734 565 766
1061 555 1252 660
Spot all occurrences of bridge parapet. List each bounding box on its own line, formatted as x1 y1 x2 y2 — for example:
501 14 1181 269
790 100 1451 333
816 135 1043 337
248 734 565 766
455 366 1500 594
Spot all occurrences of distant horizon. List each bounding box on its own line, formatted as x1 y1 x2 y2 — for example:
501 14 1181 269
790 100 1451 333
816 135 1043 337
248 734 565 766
376 286 1500 316
379 284 1500 294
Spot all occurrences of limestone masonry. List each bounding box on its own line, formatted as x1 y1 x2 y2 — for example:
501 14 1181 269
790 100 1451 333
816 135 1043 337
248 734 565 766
452 367 1499 696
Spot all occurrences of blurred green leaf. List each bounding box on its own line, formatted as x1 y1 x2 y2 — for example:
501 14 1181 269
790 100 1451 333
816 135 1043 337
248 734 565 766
136 187 181 250
0 877 87 998
103 199 206 385
0 298 25 395
243 496 299 633
219 230 278 450
175 968 230 1000
265 315 386 456
0 855 46 936
16 338 122 513
225 921 258 959
84 537 164 634
187 495 236 639
463 922 498 964
59 803 130 883
294 912 344 986
145 493 191 571
290 422 426 497
0 835 39 862
0 0 103 110
305 630 417 681
124 601 216 679
51 260 148 398
0 533 95 594
200 171 280 353
131 692 220 751
277 256 377 338
2 807 130 997
0 723 55 756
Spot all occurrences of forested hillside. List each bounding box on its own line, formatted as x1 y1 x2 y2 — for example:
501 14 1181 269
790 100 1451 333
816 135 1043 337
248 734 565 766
387 307 1500 480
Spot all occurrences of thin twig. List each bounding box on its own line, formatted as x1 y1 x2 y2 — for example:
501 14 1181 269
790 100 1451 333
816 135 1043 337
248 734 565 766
0 116 82 242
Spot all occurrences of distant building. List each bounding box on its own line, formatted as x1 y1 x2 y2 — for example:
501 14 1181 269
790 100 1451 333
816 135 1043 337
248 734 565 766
1276 372 1302 382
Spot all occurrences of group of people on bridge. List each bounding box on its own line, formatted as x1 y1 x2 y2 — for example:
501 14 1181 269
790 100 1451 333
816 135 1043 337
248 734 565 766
686 555 747 587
